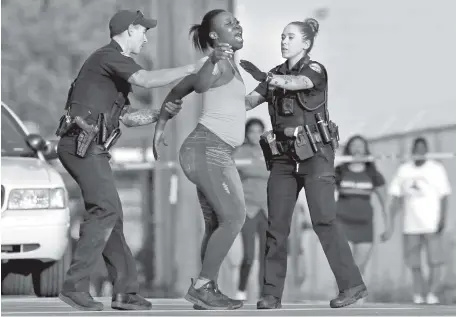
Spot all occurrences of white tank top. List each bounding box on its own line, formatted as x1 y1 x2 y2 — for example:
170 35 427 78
196 58 246 147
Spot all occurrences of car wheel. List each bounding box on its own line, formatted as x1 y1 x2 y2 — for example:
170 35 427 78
32 245 72 297
1 261 34 295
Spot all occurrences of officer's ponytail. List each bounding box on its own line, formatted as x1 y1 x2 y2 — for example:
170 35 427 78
189 9 225 52
290 18 320 52
304 18 319 37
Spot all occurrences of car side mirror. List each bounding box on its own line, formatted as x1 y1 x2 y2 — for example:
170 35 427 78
25 134 47 152
25 134 59 160
43 140 59 161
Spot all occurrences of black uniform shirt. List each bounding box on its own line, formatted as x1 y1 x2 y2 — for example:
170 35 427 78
254 56 327 138
69 40 143 124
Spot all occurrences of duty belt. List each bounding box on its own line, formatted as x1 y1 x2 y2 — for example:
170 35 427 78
276 131 322 154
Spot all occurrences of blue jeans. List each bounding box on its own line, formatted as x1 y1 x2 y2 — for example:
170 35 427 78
179 124 246 281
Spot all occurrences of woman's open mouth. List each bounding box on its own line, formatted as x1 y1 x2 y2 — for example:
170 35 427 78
234 31 243 43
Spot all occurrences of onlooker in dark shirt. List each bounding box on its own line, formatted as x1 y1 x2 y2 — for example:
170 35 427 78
233 118 269 300
335 135 388 278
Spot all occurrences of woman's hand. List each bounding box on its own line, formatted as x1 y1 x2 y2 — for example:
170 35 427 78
210 43 233 64
239 60 267 82
153 129 167 161
152 100 182 161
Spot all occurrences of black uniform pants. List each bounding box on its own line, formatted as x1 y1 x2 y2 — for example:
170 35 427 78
58 136 138 294
262 144 364 298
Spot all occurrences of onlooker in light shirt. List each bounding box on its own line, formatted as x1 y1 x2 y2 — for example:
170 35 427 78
383 137 451 305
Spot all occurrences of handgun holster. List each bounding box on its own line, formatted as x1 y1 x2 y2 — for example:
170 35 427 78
290 132 314 162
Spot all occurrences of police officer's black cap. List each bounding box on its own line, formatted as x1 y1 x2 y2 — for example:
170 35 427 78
109 10 157 37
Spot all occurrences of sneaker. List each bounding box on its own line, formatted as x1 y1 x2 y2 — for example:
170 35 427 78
216 286 243 309
426 293 440 305
413 294 425 304
184 279 240 310
193 283 243 310
235 291 247 301
111 293 152 310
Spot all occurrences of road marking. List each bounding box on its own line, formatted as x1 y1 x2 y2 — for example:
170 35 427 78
2 307 424 314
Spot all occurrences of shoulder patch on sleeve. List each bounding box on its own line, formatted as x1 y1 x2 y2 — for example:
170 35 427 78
309 63 322 73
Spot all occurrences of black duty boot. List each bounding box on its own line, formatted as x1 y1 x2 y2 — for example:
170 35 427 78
257 295 282 309
330 284 368 308
185 279 240 310
111 293 152 310
59 291 104 311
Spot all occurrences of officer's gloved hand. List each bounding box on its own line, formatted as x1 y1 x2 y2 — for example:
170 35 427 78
239 60 267 82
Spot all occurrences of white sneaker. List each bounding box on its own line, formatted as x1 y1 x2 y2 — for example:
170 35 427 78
426 293 440 305
413 294 425 304
235 291 247 301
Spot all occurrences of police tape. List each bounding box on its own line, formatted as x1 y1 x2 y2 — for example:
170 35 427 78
334 152 456 163
106 152 455 171
108 147 456 168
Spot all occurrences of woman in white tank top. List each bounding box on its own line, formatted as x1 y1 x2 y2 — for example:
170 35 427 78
152 10 248 311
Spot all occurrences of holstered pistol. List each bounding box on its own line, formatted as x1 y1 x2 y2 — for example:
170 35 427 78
259 130 279 171
74 116 99 158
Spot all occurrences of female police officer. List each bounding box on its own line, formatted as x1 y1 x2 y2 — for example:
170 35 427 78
56 10 195 311
239 18 367 309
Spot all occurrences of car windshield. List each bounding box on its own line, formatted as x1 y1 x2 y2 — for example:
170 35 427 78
1 106 37 158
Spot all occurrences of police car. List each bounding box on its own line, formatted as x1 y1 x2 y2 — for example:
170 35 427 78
1 102 71 297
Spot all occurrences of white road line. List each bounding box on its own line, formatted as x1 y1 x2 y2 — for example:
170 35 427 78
2 302 329 308
1 313 438 317
1 307 424 314
2 314 441 317
0 300 411 308
1 299 327 305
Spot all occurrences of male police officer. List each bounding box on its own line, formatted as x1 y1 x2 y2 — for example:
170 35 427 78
56 10 196 311
239 19 366 309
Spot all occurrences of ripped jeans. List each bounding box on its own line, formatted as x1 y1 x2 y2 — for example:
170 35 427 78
179 124 246 281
